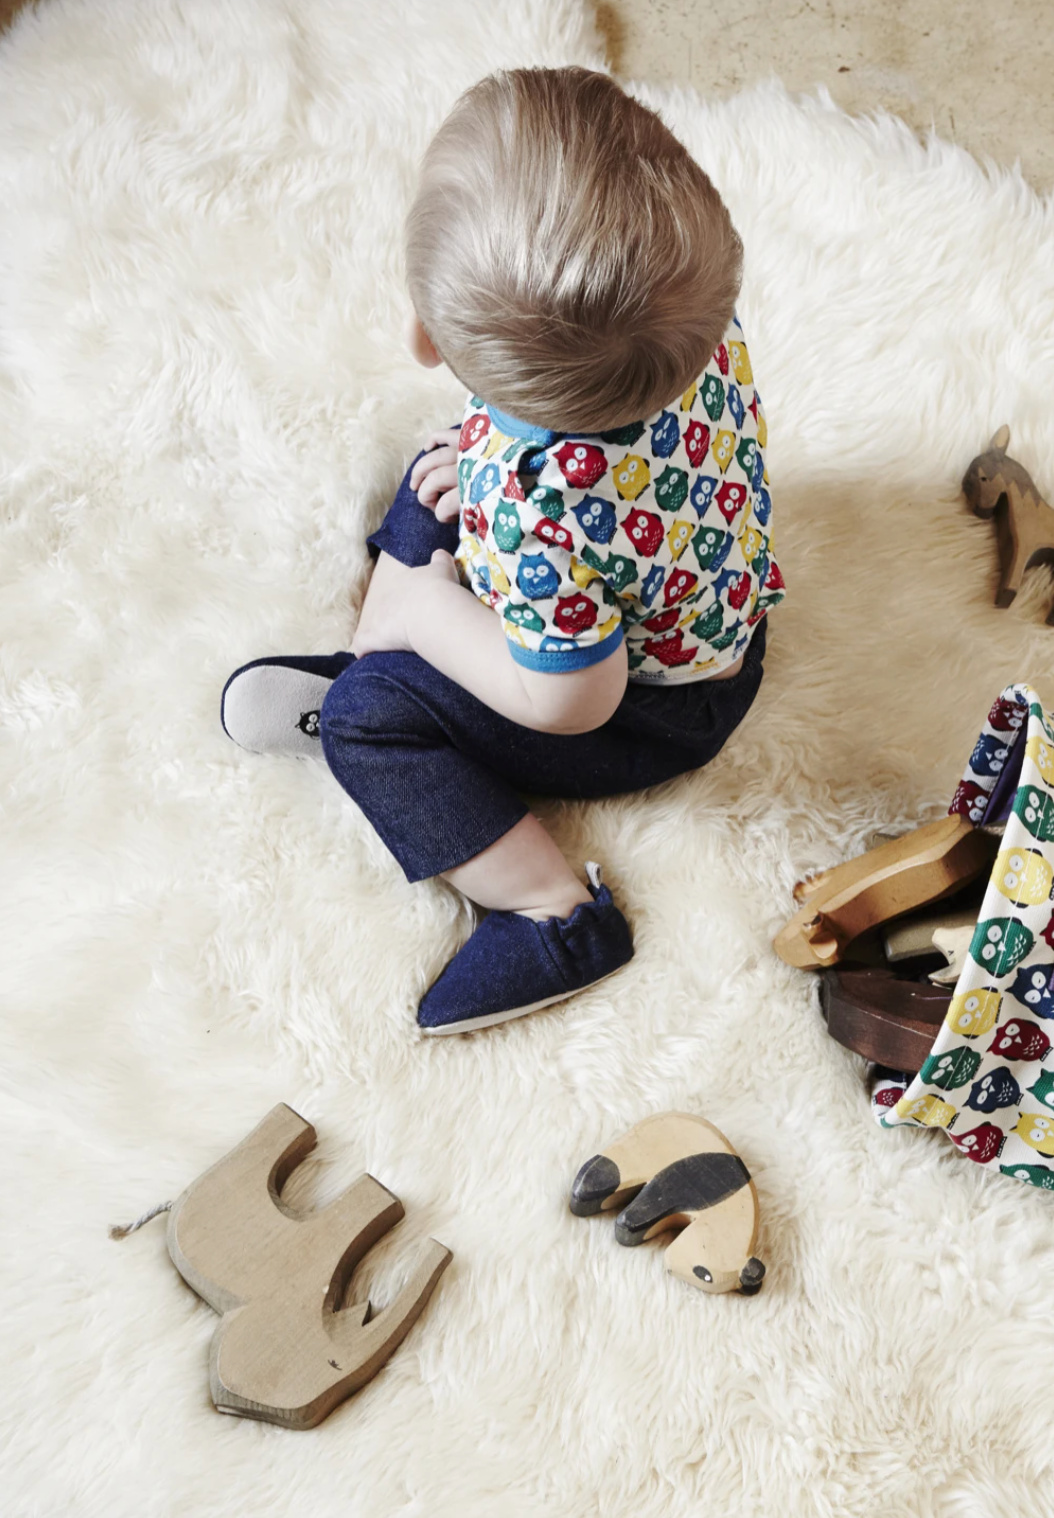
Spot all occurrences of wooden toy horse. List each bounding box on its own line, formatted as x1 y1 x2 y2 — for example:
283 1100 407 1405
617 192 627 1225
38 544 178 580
962 425 1054 622
570 1113 765 1295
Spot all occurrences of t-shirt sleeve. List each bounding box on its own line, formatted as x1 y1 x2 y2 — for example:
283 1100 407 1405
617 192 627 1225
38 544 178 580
493 454 625 674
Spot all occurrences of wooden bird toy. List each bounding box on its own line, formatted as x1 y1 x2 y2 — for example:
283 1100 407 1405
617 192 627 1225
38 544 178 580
819 966 950 1072
963 425 1054 622
161 1104 451 1429
774 815 997 969
570 1113 765 1295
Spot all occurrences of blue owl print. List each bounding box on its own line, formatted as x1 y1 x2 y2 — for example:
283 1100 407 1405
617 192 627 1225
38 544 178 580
572 495 617 544
516 552 560 600
727 384 745 428
640 564 666 608
753 486 772 527
469 462 501 504
965 1066 1021 1113
650 411 681 459
1011 963 1054 1019
751 447 766 492
690 475 718 519
969 732 1011 777
540 634 577 653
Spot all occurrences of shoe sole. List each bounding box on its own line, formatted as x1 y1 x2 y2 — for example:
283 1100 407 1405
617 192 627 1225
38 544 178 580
221 663 334 756
418 965 624 1036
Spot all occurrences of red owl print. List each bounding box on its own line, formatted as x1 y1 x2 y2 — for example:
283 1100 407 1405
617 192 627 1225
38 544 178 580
988 696 1026 733
764 560 785 593
503 472 525 502
642 608 680 634
749 394 759 421
715 344 729 376
989 1019 1050 1062
459 413 490 451
950 779 989 824
726 571 752 611
715 480 748 524
949 1123 1004 1164
663 567 699 606
684 420 711 468
554 594 598 635
621 507 664 556
555 442 607 489
533 517 574 551
641 629 697 667
1043 911 1054 951
463 503 488 538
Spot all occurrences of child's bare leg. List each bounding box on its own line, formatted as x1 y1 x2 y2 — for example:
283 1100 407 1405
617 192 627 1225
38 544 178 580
442 814 592 920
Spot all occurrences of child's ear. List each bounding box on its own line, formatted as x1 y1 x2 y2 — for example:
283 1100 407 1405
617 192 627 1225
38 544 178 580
407 312 442 369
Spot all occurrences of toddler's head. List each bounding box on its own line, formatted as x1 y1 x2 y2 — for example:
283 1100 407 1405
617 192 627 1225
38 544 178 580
406 67 743 434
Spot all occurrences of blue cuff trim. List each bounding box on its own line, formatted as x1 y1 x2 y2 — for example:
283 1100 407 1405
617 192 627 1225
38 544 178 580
486 404 562 447
507 624 624 673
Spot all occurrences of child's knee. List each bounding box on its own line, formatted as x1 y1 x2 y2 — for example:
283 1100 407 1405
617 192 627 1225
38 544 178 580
319 654 418 750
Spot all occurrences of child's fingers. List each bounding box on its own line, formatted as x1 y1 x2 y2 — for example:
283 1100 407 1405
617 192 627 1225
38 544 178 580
410 446 457 492
434 487 460 523
415 462 458 506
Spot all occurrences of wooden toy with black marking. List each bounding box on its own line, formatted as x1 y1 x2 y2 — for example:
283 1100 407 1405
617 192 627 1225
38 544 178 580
570 1113 765 1295
962 424 1054 621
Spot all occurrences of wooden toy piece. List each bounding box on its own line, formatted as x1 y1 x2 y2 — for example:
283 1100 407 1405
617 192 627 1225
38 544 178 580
884 903 980 964
819 967 951 1072
929 925 976 986
774 816 997 970
167 1104 451 1429
962 424 1054 623
570 1113 764 1295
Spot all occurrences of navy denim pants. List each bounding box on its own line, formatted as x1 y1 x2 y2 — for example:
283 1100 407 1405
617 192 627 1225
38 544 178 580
319 459 767 882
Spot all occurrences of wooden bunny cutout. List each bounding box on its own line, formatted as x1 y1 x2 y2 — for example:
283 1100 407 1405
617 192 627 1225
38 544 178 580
962 425 1054 622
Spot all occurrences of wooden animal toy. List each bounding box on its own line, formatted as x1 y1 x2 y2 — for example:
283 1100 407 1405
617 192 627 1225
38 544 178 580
929 925 975 985
774 815 996 969
962 425 1054 622
570 1113 765 1295
165 1104 451 1429
819 966 950 1072
883 903 980 967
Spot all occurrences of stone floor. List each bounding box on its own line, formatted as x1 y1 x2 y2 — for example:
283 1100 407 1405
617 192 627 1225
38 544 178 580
2 1 1051 191
598 0 1054 192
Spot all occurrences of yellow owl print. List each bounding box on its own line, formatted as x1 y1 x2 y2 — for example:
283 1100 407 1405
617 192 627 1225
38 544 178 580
756 413 768 449
1026 734 1054 785
993 847 1054 908
570 556 602 589
1013 1111 1054 1155
596 612 620 641
681 381 698 412
482 429 513 460
738 522 764 565
666 519 693 560
485 552 511 596
945 986 1001 1039
895 1093 956 1127
711 430 736 473
729 340 753 385
613 454 651 501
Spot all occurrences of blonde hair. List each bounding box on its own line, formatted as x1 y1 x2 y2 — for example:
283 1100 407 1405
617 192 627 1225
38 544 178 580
406 68 743 434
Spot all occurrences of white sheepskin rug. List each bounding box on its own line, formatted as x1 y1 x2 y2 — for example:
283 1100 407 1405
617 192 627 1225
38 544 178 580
4 2 1054 1513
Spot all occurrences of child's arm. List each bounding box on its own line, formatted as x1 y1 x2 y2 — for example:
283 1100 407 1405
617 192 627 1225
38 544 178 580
352 550 628 735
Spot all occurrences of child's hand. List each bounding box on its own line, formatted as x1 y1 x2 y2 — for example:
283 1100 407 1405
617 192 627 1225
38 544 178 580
409 429 461 522
352 550 461 659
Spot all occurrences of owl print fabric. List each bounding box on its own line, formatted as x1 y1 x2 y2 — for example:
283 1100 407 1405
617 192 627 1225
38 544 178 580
873 686 1054 1191
452 315 785 684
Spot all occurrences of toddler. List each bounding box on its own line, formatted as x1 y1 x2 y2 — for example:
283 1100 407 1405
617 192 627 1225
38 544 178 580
221 67 784 1033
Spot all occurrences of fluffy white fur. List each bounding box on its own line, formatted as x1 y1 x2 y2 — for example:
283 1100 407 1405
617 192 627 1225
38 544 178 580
3 3 1054 1513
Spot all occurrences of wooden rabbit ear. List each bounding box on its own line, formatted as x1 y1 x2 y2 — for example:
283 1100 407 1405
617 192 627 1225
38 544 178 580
989 424 1011 452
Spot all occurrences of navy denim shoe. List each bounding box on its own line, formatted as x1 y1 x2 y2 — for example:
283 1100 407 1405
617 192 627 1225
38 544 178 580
418 864 634 1034
221 653 354 755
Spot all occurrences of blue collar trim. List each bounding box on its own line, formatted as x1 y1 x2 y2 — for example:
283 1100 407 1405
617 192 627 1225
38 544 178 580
486 404 562 447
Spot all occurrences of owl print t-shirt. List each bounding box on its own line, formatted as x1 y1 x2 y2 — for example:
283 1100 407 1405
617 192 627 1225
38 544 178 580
453 314 785 684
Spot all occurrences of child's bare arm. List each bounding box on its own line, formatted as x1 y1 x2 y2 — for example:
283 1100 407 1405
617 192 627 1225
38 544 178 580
352 550 627 735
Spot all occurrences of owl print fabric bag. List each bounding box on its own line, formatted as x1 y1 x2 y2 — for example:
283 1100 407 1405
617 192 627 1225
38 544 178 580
873 685 1054 1190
